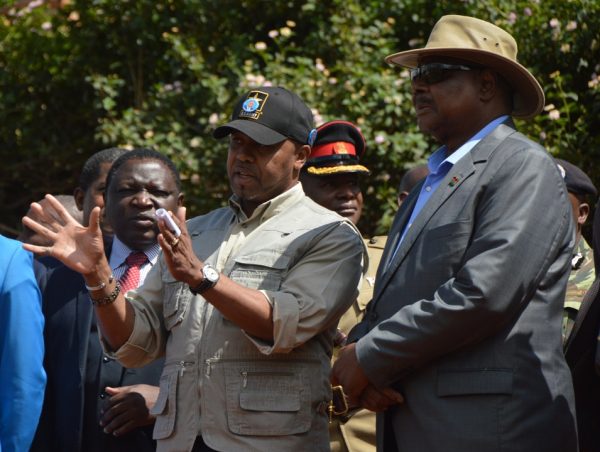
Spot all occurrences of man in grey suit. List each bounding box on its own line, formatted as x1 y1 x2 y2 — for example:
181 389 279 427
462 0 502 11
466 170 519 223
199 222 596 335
332 15 578 452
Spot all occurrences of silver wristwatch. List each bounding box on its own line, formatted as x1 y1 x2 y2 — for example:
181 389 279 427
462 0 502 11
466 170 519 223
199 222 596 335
189 264 220 295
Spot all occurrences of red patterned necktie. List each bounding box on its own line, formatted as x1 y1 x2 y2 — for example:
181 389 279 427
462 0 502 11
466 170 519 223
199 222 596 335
119 251 148 293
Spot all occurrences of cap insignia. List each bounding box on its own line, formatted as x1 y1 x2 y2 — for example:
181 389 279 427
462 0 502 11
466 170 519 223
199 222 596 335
240 91 269 120
333 142 349 154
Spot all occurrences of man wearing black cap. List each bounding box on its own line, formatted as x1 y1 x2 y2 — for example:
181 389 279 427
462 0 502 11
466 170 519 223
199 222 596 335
300 120 381 452
556 158 598 343
22 86 365 452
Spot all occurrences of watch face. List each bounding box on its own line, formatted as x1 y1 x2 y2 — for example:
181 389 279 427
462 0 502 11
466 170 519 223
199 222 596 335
204 266 220 282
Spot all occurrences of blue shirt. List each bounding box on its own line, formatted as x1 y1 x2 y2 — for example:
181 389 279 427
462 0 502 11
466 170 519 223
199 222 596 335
388 115 509 267
0 235 46 452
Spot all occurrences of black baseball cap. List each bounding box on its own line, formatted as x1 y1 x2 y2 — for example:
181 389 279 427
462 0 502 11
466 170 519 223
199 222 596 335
213 86 316 146
555 158 597 197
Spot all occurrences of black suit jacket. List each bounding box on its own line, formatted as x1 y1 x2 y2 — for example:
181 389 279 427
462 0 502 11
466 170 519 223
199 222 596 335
32 253 164 452
565 280 600 452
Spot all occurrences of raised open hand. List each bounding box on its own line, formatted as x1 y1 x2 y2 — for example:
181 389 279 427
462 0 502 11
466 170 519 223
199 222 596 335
22 194 106 276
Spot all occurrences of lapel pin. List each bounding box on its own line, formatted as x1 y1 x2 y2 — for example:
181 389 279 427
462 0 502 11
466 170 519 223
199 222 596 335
448 176 460 187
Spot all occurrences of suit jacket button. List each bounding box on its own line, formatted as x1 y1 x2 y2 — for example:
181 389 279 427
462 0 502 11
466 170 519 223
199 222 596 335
102 356 110 363
99 393 106 399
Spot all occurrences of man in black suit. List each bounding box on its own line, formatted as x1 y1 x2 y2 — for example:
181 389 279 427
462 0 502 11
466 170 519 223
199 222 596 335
32 148 183 451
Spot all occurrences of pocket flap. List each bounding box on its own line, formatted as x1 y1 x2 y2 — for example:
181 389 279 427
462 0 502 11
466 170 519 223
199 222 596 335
234 251 290 269
437 369 513 396
150 383 169 416
240 391 301 412
151 371 178 439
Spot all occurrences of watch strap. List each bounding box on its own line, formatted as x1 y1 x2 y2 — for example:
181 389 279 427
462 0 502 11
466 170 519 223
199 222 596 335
189 266 218 295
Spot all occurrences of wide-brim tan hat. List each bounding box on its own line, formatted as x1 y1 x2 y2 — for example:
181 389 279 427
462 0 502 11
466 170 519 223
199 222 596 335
385 15 544 119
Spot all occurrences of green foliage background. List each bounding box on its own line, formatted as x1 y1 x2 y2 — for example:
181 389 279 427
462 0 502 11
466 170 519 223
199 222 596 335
1 0 599 238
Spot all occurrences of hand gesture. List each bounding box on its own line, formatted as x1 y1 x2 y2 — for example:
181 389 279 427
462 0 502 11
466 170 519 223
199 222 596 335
155 207 203 285
21 194 105 275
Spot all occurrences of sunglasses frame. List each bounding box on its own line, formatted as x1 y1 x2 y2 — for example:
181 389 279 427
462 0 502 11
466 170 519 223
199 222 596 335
410 63 476 84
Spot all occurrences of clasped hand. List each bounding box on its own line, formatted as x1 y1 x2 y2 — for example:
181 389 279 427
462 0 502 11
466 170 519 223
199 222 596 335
99 384 159 436
331 342 404 412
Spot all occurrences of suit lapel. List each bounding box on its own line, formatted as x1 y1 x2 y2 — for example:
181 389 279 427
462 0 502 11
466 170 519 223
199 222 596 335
373 156 476 301
378 185 421 278
76 278 94 381
372 121 518 304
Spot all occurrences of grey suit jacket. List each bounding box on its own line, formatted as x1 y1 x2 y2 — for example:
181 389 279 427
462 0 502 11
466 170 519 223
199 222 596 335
355 123 578 452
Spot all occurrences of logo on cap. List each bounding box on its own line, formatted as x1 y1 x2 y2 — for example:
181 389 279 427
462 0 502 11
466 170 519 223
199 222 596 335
239 91 269 120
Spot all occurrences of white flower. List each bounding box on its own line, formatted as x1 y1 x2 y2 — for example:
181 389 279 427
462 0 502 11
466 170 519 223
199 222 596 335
315 59 325 72
255 41 267 50
566 21 577 31
268 30 279 38
190 137 202 148
280 27 292 37
548 109 560 120
507 12 517 25
286 20 296 28
523 7 532 16
375 134 385 144
208 113 219 125
41 21 52 31
549 18 560 29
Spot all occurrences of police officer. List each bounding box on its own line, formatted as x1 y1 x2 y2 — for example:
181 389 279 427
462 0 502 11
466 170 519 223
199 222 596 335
556 158 598 344
300 120 379 452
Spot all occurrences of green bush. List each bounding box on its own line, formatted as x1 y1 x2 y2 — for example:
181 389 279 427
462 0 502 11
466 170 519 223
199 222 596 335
1 0 598 238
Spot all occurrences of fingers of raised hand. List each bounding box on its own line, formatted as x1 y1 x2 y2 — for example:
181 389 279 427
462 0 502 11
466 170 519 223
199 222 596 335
41 194 79 226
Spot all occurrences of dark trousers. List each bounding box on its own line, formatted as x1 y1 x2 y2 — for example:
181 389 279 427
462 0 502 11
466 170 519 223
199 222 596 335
191 436 219 452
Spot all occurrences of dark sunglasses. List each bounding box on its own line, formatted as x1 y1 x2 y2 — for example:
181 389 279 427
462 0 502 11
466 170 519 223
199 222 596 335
410 63 476 84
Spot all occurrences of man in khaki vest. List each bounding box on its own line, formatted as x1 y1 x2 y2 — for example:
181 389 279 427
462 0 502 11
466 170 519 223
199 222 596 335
23 87 365 452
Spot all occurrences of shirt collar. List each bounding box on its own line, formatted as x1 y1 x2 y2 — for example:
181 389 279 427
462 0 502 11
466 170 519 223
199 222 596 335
109 236 161 270
428 115 510 173
228 183 305 224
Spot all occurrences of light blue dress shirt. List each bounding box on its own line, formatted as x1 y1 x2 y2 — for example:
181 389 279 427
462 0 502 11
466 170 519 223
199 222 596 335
388 115 509 266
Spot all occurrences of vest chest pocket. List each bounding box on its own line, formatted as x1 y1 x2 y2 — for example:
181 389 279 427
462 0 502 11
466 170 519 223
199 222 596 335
228 252 291 291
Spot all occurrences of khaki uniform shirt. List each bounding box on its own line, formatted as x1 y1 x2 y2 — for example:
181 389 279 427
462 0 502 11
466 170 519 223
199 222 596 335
109 184 365 452
330 236 387 452
563 238 595 344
